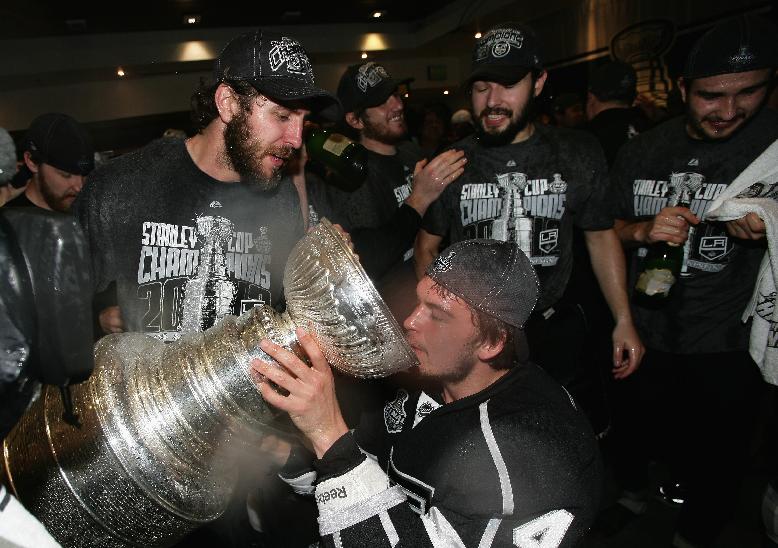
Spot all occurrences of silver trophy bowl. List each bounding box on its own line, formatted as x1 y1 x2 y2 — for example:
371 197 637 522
2 219 417 547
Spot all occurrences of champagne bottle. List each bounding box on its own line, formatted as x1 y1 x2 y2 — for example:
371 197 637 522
634 197 692 304
305 128 368 192
633 242 683 303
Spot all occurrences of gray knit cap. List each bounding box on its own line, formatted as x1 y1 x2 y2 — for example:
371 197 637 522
426 239 539 328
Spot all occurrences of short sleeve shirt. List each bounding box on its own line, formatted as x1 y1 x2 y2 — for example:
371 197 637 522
423 126 613 310
611 109 778 353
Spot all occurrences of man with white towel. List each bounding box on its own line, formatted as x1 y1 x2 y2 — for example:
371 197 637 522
609 13 778 548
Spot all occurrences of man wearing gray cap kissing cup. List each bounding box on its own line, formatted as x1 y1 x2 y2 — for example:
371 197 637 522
252 239 603 547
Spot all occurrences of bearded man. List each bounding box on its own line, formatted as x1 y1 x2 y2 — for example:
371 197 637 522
6 112 94 212
414 23 643 409
318 62 466 321
74 29 339 341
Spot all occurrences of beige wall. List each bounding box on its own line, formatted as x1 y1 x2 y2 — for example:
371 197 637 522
0 0 767 130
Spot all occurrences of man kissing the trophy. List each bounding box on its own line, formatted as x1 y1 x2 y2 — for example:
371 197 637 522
252 238 604 548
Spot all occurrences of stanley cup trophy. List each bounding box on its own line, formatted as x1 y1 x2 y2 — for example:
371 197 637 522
1 219 418 548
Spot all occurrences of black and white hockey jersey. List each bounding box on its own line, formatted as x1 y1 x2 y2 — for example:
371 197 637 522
281 362 603 547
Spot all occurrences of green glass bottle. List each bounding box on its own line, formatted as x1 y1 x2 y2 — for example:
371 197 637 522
634 194 695 305
305 128 368 192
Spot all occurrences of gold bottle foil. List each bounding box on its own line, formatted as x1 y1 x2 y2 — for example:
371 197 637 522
2 219 417 547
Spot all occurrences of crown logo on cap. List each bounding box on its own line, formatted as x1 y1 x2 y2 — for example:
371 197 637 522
269 37 313 80
356 62 389 92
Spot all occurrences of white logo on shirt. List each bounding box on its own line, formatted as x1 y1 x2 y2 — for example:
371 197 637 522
209 201 223 208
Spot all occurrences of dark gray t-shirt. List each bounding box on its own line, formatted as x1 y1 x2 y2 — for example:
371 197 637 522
326 142 420 246
423 126 613 310
612 108 778 354
74 138 304 342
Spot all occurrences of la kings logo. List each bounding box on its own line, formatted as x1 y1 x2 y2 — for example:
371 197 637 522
384 389 409 433
412 392 441 428
269 37 313 79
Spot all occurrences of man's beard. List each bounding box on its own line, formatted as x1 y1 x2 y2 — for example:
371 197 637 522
475 95 534 147
685 104 748 142
415 339 478 387
223 109 292 191
361 115 407 145
39 170 77 213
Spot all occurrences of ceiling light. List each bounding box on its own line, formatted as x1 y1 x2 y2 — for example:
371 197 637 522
474 32 482 39
404 93 409 98
183 14 201 25
361 52 368 59
373 11 385 18
443 90 449 95
117 67 125 77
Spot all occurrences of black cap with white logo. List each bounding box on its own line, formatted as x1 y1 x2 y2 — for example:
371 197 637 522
214 29 340 120
337 62 411 114
683 14 778 80
467 23 544 86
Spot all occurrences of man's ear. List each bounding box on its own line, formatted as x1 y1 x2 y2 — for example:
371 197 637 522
22 151 39 174
345 111 364 131
533 70 548 97
678 77 688 104
215 83 242 123
476 333 507 362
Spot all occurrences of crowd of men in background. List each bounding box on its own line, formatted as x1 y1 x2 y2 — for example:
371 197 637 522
1 11 778 548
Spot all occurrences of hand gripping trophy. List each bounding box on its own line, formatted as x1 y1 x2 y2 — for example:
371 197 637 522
1 219 418 547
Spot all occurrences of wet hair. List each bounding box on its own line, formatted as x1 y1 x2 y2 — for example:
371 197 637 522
470 308 518 370
190 78 259 133
431 282 519 370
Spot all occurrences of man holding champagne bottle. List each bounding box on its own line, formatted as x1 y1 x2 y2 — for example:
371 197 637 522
325 61 468 320
609 14 778 547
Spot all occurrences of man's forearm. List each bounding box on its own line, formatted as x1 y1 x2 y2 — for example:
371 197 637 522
585 228 633 322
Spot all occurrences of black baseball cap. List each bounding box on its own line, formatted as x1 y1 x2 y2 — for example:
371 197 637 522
337 62 411 114
467 23 544 86
426 239 538 329
214 29 340 120
589 60 637 100
23 113 94 176
683 14 778 80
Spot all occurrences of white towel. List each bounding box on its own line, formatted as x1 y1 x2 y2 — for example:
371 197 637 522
705 139 778 385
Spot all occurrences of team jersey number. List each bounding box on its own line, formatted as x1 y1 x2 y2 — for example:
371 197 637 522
513 509 573 548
